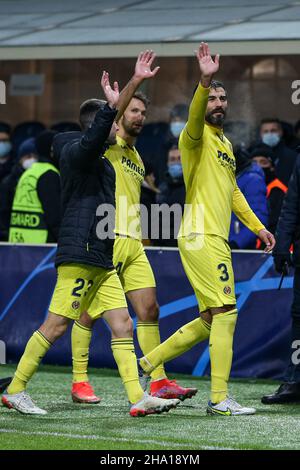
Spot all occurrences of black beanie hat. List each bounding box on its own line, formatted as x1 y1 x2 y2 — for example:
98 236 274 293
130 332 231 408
0 122 11 135
35 130 57 159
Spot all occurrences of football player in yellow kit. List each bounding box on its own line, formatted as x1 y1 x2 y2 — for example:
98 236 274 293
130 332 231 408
138 42 276 416
71 91 197 403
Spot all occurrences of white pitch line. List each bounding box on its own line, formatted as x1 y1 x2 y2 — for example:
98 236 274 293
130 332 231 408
0 428 235 450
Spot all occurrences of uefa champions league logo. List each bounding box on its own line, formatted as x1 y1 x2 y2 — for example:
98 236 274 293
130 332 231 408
0 340 6 364
0 80 6 104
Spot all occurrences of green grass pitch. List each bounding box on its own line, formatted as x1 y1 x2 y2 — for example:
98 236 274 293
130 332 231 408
1 364 300 450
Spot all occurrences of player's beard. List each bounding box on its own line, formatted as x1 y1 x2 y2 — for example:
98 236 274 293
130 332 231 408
122 116 143 137
206 108 226 128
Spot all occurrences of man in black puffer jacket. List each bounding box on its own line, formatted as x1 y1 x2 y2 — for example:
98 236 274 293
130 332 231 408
2 53 179 417
262 148 300 404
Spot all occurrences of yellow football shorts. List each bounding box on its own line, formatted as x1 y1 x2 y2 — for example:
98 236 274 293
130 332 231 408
178 234 236 312
49 263 127 320
112 236 156 293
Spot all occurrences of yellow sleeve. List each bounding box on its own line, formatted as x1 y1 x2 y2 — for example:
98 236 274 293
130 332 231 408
180 83 210 150
232 183 266 235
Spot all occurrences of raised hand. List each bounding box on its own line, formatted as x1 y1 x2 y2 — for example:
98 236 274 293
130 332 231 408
134 50 160 81
196 42 219 83
101 71 119 109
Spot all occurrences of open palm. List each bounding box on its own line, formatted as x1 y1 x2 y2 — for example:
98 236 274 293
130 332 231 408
196 42 219 77
101 71 119 108
134 50 160 80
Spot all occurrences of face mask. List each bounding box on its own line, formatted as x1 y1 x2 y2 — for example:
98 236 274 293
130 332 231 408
168 163 183 179
170 121 185 138
262 132 280 148
0 141 12 158
22 157 37 170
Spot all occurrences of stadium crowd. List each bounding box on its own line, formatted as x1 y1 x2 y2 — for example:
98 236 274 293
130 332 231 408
0 114 300 247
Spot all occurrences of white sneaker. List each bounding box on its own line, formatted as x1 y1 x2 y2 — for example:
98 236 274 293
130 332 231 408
130 392 180 417
207 396 256 416
2 391 47 415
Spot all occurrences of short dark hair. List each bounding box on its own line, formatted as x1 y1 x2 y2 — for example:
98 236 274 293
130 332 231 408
193 80 227 97
211 80 226 92
132 91 150 108
79 98 106 131
260 117 282 129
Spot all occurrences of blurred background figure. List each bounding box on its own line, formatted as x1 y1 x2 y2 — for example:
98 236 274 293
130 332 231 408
0 122 13 183
137 103 188 185
251 145 288 236
156 142 185 247
140 160 160 245
229 146 268 249
9 130 61 244
11 121 45 156
250 118 297 186
0 137 37 241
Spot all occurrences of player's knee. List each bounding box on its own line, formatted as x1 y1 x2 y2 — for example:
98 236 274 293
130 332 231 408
210 304 236 316
138 301 159 322
78 310 94 329
40 316 69 342
112 316 133 338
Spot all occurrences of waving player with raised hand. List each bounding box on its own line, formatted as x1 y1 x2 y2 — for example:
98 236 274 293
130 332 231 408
138 42 275 416
1 55 180 418
71 50 196 406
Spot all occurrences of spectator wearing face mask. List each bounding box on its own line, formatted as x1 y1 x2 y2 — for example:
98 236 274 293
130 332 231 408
258 118 297 185
0 137 37 241
9 130 61 244
229 147 268 249
0 122 13 183
136 103 188 185
251 145 288 236
156 143 185 246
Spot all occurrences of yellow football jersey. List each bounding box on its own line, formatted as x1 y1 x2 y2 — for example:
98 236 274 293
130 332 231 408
105 135 145 239
179 83 265 240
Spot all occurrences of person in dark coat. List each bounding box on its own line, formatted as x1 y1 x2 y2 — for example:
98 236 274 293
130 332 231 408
262 151 300 404
251 145 288 236
229 147 268 249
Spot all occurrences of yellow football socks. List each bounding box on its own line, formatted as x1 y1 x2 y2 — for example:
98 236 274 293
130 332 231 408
136 321 167 381
72 321 92 383
7 331 51 395
140 317 211 374
209 309 238 404
111 338 144 404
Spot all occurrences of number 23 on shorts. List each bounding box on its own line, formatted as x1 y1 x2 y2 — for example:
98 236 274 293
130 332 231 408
71 278 94 298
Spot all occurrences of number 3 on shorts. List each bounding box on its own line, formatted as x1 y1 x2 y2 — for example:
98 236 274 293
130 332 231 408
217 263 229 282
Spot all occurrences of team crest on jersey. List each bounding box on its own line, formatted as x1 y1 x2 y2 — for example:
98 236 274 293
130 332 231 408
72 301 80 310
223 286 231 295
